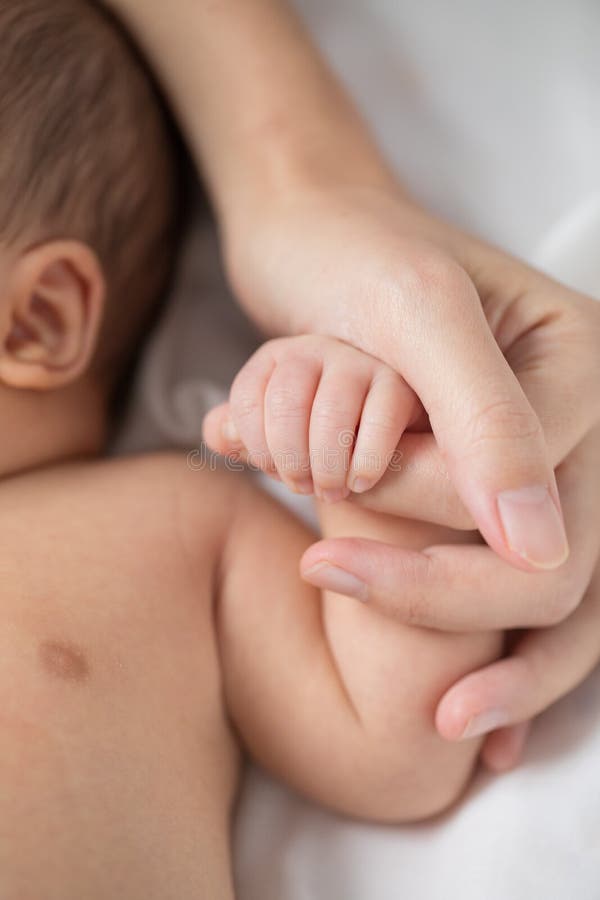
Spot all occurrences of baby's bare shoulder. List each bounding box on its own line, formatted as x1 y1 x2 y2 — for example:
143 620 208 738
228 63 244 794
0 453 241 585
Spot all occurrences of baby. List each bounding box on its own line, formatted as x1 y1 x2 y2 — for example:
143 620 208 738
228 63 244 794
0 2 501 898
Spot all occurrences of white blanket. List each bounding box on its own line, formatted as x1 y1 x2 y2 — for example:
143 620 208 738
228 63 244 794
116 1 600 894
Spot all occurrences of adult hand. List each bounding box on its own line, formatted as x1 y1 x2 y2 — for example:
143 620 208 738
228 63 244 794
104 0 600 764
215 188 600 766
233 190 599 769
300 416 600 771
105 0 588 573
228 187 599 573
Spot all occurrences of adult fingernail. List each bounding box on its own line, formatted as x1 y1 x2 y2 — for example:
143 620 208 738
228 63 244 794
461 708 510 740
222 417 240 442
302 562 368 601
497 484 569 570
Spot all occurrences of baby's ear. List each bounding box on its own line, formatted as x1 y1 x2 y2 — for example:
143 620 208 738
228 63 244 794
0 240 105 390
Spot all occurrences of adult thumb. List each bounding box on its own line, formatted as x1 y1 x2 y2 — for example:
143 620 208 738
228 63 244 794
367 266 569 571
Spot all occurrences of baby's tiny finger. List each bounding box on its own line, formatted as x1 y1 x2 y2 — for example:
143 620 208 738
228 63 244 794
264 354 321 494
348 370 417 494
229 351 277 474
309 366 366 503
202 404 281 479
202 404 242 455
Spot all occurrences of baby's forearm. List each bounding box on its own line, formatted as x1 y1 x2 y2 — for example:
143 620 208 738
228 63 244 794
313 503 505 820
220 479 502 822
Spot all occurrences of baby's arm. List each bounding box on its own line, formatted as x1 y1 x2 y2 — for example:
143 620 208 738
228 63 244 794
207 335 503 820
218 478 502 822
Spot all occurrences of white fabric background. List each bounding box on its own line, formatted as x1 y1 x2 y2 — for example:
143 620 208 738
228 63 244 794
117 2 600 896
293 0 600 258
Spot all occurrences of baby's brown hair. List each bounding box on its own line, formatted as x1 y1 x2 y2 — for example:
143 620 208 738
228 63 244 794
0 0 179 376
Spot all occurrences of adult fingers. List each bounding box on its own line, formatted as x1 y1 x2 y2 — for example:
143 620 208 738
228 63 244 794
344 260 569 571
350 433 475 530
302 539 591 630
301 427 600 630
435 562 600 742
506 290 600 466
350 291 600 532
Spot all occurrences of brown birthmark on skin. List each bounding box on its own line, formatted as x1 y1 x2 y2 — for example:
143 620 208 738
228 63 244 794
39 640 90 683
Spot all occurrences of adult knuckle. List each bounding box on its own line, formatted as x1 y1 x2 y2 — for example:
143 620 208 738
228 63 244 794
467 398 542 450
373 243 482 338
401 252 464 300
398 554 434 625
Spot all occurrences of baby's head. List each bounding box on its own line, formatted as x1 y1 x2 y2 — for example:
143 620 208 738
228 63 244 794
0 0 178 399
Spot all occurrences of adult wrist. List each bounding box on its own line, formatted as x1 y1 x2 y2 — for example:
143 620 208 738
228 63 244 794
222 174 419 341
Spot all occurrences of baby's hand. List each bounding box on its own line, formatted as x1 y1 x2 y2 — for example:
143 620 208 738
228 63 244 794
203 335 418 501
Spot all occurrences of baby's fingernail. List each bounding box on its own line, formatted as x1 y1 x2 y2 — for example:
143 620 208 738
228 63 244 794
221 417 240 443
461 708 510 740
302 562 368 602
315 487 350 504
292 478 314 495
349 476 373 494
497 484 569 570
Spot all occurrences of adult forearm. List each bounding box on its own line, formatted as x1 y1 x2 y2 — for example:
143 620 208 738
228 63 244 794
109 0 395 233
